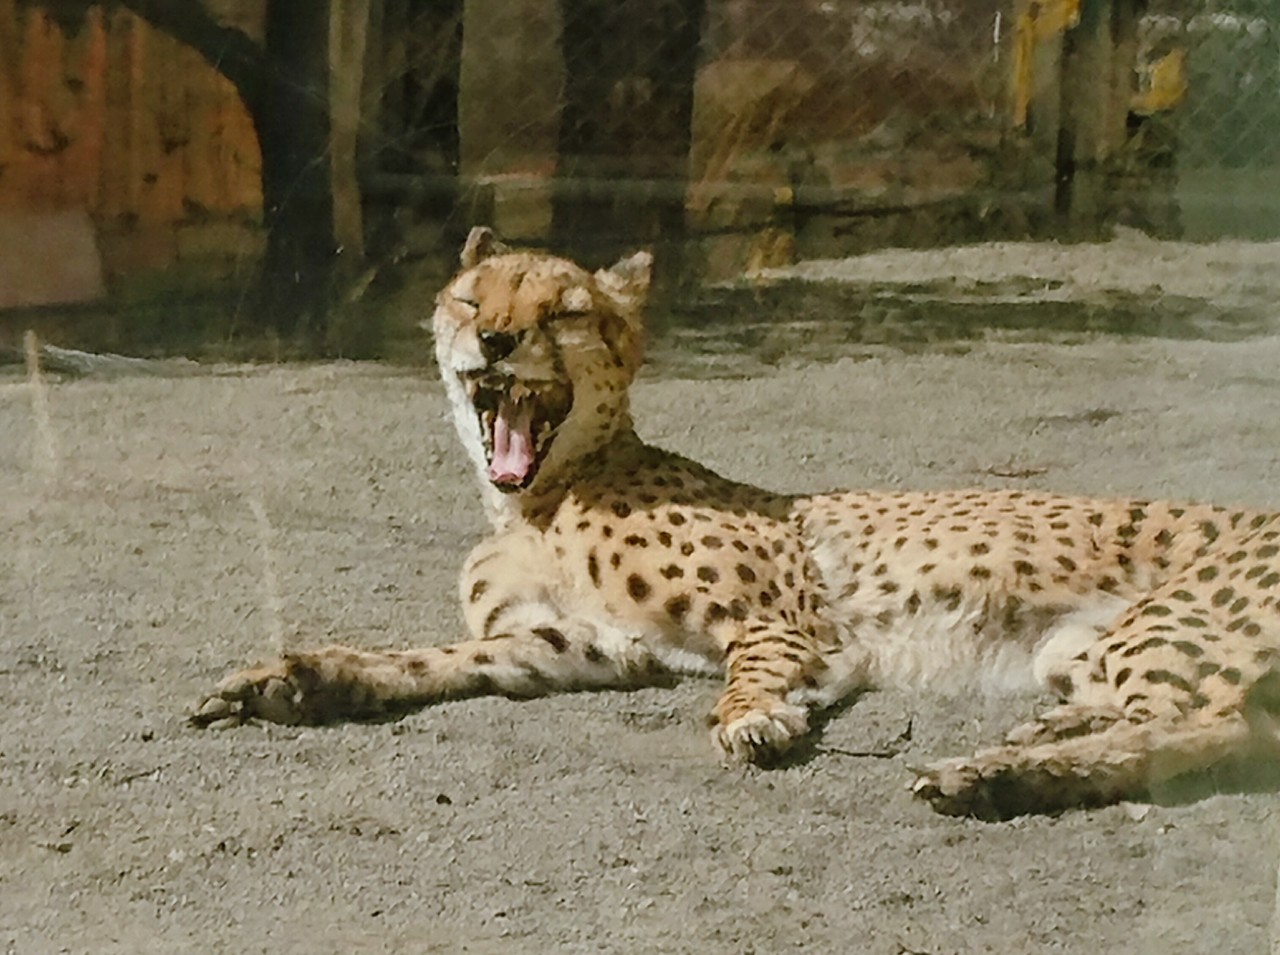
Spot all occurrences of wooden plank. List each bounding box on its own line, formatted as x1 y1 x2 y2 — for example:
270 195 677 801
98 6 132 221
1056 0 1127 228
62 8 108 214
330 0 370 259
139 23 187 227
0 0 18 207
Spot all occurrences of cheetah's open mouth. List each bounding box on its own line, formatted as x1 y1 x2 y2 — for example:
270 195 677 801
464 375 573 491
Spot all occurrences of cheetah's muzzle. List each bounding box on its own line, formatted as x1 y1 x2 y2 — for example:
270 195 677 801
464 373 573 491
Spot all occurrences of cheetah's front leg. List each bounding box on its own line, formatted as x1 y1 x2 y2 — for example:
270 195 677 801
709 618 825 763
190 624 664 727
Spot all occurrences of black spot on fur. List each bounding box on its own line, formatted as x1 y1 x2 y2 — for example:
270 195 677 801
534 627 568 652
933 586 963 611
1144 669 1195 693
483 600 514 637
665 594 691 621
627 574 652 601
1122 636 1169 656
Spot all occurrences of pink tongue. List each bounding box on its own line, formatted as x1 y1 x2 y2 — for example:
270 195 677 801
488 399 535 485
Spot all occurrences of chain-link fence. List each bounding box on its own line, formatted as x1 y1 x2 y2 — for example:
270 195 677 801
360 0 1280 279
1140 0 1280 237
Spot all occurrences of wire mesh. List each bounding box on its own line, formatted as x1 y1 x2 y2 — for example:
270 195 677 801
360 0 1278 266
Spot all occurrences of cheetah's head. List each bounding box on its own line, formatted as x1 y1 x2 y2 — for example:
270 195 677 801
432 227 652 500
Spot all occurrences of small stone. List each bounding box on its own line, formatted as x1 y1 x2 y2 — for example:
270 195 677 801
1121 802 1152 822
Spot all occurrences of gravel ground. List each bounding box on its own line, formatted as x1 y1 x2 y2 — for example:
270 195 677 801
3 237 1280 954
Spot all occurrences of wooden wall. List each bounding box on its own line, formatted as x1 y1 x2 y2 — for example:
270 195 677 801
0 0 263 285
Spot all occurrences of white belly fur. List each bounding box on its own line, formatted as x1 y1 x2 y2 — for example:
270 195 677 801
801 594 1130 706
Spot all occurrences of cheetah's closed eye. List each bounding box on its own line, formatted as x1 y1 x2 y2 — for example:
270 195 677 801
193 227 1280 819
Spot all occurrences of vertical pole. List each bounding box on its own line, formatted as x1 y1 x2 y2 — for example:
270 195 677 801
330 0 370 261
1056 0 1123 232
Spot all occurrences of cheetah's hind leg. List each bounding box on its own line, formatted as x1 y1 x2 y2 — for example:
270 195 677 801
913 680 1280 819
1001 703 1125 747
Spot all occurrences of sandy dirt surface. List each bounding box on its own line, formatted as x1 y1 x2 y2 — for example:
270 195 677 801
4 238 1280 953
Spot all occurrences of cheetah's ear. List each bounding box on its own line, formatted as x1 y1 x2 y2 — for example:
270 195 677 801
594 250 653 310
460 226 511 269
594 251 651 377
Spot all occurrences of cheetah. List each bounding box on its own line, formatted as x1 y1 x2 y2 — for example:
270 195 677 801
193 227 1280 818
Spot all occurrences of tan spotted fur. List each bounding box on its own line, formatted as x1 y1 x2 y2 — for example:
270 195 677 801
194 228 1280 818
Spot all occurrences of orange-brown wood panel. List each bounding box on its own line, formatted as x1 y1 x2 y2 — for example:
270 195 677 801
0 2 262 275
0 0 17 192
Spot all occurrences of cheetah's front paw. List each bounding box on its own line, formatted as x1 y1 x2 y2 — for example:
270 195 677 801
712 702 809 763
189 658 311 728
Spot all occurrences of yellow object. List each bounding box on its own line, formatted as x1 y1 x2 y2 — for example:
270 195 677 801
1012 0 1082 127
1131 49 1188 115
